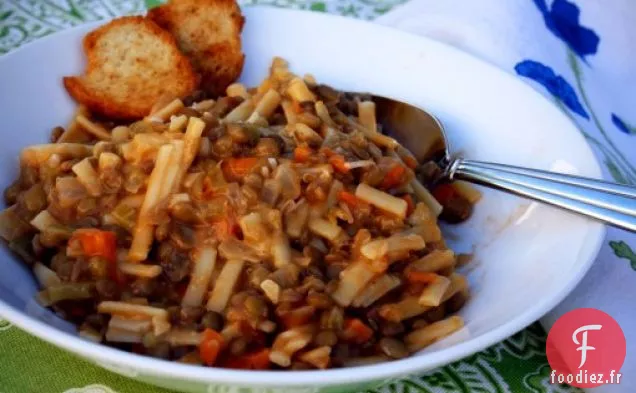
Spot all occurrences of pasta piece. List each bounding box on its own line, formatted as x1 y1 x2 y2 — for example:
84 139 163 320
119 142 133 160
226 83 250 99
97 301 169 319
345 160 374 170
224 99 255 123
406 222 443 243
281 100 298 125
296 112 321 130
118 262 162 278
58 105 92 143
367 129 399 149
270 325 314 367
308 218 342 243
75 115 112 140
169 114 188 132
418 274 451 307
129 133 168 163
378 296 431 322
388 233 426 255
72 157 102 197
148 95 178 116
153 315 172 336
128 144 173 262
192 99 215 112
357 101 377 134
220 323 243 342
408 250 455 273
33 262 61 288
411 179 443 217
297 164 333 178
271 233 291 267
182 247 218 307
342 110 399 149
331 260 378 307
21 143 93 166
350 229 372 261
98 152 122 172
284 199 310 238
260 279 281 304
352 274 401 308
405 316 464 352
441 273 468 302
30 210 60 232
315 101 336 127
360 233 426 260
159 140 184 199
355 183 407 219
207 259 245 312
255 77 276 100
174 117 205 191
299 346 331 369
270 57 291 82
294 123 323 145
286 78 315 103
247 89 281 124
111 126 130 143
168 193 190 207
218 238 261 263
145 98 184 122
310 179 342 220
358 238 388 261
108 316 152 333
239 212 269 243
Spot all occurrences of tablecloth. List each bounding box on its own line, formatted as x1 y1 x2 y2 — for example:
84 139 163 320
0 0 631 392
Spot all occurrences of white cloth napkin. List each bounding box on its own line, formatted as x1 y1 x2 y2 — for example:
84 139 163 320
377 1 636 392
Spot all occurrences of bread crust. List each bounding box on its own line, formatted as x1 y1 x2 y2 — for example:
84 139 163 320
148 0 245 97
63 16 199 120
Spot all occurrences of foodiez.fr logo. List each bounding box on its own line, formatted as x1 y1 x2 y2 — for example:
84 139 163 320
546 308 626 388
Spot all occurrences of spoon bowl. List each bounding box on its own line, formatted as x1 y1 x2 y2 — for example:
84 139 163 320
373 95 449 164
368 94 636 232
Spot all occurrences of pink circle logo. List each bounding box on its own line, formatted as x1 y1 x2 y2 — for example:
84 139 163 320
546 308 626 388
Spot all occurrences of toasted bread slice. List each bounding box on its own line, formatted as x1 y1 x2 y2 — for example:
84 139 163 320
148 0 245 96
63 16 198 120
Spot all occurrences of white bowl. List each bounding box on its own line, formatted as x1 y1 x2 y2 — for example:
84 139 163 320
0 7 605 393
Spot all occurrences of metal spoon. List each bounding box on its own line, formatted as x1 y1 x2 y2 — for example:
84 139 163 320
370 95 636 232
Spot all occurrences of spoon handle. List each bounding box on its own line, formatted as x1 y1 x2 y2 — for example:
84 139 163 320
449 159 636 232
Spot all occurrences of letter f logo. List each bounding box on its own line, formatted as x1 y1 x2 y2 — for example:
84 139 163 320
572 324 602 368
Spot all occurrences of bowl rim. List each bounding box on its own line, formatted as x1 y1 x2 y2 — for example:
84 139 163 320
0 6 606 388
